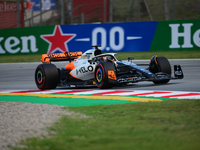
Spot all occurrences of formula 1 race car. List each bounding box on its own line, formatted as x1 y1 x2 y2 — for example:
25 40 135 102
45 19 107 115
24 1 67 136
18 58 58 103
35 46 184 89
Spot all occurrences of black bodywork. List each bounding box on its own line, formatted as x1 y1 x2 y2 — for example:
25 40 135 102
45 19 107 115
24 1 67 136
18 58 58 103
114 56 183 85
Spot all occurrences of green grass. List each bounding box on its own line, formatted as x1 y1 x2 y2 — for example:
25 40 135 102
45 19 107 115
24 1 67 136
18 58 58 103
12 100 200 150
0 54 42 63
1 50 200 63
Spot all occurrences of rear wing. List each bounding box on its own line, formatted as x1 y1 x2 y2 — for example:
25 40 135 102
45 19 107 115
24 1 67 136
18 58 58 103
41 51 82 64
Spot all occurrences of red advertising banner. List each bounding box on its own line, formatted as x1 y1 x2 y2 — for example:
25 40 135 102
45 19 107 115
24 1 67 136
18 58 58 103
0 0 24 29
0 1 17 29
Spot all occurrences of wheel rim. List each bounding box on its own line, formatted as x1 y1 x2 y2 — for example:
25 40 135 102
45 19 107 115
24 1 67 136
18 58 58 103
37 70 43 84
35 66 45 89
96 68 103 83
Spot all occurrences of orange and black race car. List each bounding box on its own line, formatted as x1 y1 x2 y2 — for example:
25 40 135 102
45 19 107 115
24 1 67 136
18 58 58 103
35 46 184 89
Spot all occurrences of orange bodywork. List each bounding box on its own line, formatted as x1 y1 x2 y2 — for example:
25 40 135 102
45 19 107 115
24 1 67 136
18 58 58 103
65 61 75 70
41 54 51 64
108 70 117 80
41 52 82 64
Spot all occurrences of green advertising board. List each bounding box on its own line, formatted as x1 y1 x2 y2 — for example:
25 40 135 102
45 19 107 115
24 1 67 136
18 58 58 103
0 26 55 55
150 19 200 51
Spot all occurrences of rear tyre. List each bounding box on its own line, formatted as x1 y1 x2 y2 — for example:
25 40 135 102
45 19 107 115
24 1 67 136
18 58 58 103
94 62 117 89
35 64 59 90
150 56 171 84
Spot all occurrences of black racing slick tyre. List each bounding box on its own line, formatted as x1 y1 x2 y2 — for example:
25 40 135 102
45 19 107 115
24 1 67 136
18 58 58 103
152 57 171 84
35 64 59 90
94 62 117 89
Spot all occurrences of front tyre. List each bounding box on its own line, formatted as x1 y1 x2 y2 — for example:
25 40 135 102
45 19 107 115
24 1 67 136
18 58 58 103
35 64 59 90
94 62 117 89
149 56 171 84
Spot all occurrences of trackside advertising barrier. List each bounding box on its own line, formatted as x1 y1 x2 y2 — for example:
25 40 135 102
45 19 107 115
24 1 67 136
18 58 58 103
0 19 200 55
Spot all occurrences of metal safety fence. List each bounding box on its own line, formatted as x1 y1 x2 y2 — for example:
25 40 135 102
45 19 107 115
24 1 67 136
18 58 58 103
0 0 199 29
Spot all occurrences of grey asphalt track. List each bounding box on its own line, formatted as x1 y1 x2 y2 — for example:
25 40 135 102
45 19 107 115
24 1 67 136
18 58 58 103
0 59 199 92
